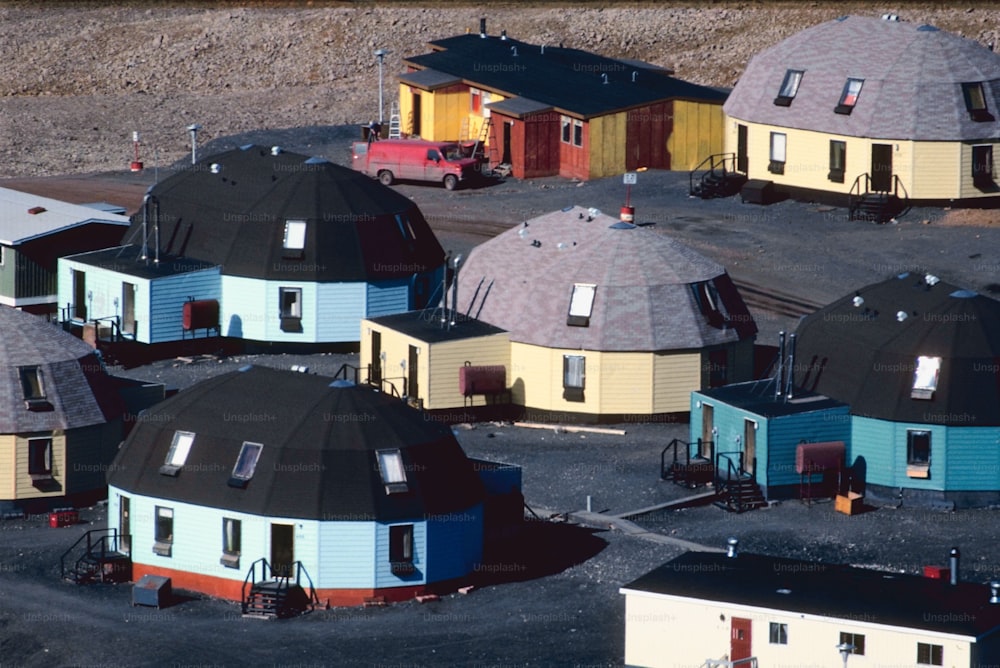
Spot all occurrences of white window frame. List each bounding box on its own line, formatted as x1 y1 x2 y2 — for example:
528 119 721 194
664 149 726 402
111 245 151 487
230 441 263 485
377 448 408 494
911 355 941 399
567 283 597 326
283 220 307 251
279 287 302 319
159 430 195 476
153 506 173 556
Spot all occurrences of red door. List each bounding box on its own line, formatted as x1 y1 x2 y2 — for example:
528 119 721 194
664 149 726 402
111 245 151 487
731 617 752 662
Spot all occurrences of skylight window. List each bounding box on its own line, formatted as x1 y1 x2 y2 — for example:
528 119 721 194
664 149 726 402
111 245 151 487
962 82 995 122
911 355 941 400
376 449 409 494
159 430 195 476
283 220 307 250
567 283 597 327
835 78 864 114
228 441 263 488
774 69 803 106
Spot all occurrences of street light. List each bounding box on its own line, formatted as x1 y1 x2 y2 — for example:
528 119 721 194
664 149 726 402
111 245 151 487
374 48 388 124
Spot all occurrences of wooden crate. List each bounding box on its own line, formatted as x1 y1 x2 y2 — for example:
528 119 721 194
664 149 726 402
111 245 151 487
835 492 863 515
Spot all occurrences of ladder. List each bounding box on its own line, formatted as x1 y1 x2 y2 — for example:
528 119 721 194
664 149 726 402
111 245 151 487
388 101 401 139
458 116 471 142
472 116 496 169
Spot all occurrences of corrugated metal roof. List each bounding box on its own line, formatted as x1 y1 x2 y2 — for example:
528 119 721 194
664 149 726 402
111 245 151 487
455 206 756 352
397 68 463 91
0 187 130 246
485 96 553 118
725 15 1000 140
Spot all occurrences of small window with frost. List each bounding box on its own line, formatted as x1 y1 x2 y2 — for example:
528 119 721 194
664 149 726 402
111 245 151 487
911 355 941 399
567 283 596 327
774 69 803 106
377 449 408 494
228 442 263 488
159 431 195 476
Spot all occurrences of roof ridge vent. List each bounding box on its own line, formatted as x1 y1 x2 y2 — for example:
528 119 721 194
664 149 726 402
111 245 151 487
881 13 900 21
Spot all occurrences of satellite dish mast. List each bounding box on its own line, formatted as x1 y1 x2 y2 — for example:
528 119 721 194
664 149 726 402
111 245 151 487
130 131 144 172
186 124 202 164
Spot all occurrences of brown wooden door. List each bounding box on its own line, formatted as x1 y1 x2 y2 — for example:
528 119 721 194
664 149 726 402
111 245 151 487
119 496 130 556
370 330 382 385
731 617 752 662
743 419 756 475
701 404 714 459
408 344 419 399
737 124 748 173
871 143 893 192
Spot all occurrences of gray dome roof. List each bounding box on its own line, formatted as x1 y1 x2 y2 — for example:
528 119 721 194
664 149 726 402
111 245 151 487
724 15 1000 140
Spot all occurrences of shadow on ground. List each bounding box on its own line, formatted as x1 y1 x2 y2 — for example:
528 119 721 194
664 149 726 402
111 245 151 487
475 519 608 587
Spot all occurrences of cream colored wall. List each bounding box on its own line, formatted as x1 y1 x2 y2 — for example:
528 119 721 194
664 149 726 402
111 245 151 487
652 351 702 414
0 434 13 499
428 334 510 409
623 590 973 668
912 142 961 199
959 141 1000 199
360 319 418 401
12 431 65 500
670 101 725 171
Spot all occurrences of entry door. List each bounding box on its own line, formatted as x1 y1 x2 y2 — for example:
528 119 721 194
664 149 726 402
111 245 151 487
700 404 714 459
408 345 419 399
743 419 756 476
731 617 752 662
370 331 382 385
411 92 422 136
72 269 87 320
119 496 131 556
502 121 512 165
737 124 748 173
121 282 136 335
871 144 893 192
270 523 294 578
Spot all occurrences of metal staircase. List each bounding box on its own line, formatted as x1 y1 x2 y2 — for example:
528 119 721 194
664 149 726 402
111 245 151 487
60 528 131 584
661 438 715 488
714 452 766 513
689 153 746 199
848 173 909 223
241 558 321 619
388 101 401 139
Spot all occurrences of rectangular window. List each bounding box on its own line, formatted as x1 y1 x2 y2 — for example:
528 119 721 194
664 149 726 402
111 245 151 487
228 442 263 488
768 622 788 645
563 355 585 402
835 78 864 114
160 430 195 476
911 355 941 399
917 642 943 666
28 437 52 478
376 448 408 494
470 88 482 114
153 506 173 557
829 140 847 183
907 430 931 478
573 119 583 147
0 246 5 266
962 82 994 122
279 287 303 333
769 132 786 174
389 524 415 575
283 220 307 251
774 69 803 106
839 632 865 656
220 517 241 568
973 144 994 188
20 367 45 401
567 283 597 327
561 115 572 144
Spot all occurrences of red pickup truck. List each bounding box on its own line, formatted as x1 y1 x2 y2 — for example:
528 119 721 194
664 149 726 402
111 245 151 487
352 139 480 190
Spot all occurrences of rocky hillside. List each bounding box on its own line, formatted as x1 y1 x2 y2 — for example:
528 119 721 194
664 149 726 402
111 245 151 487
3 1 1000 177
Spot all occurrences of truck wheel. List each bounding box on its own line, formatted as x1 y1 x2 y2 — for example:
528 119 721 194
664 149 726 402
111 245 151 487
379 170 394 186
443 174 458 191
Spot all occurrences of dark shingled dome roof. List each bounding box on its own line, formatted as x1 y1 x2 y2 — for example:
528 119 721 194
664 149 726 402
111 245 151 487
108 366 485 521
123 145 445 282
724 15 1000 141
792 272 1000 426
0 306 125 432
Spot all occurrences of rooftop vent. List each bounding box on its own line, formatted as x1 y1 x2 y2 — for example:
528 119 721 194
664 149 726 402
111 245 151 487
896 310 908 322
290 365 310 373
990 581 1000 604
950 547 960 585
210 163 222 174
271 146 283 156
852 295 864 308
924 273 940 286
26 206 46 215
881 13 900 21
726 537 738 558
501 29 507 40
479 17 486 38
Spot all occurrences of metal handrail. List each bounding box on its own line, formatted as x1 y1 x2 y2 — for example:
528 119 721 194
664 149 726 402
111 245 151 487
689 153 736 196
60 528 126 581
661 438 713 480
242 557 321 615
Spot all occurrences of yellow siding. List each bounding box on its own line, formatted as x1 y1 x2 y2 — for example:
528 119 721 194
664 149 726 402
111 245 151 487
913 142 961 199
596 352 653 414
624 591 973 668
670 101 725 171
360 320 420 402
426 334 510 409
13 432 65 500
398 84 413 135
0 434 13 499
959 141 1000 200
652 352 702 413
588 112 627 179
432 88 467 140
509 342 553 410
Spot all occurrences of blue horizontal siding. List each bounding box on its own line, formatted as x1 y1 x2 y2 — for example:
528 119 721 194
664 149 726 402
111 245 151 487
945 427 1000 490
374 520 428 588
366 279 409 317
766 408 851 487
148 270 222 344
315 283 366 342
317 522 376 589
423 505 483 584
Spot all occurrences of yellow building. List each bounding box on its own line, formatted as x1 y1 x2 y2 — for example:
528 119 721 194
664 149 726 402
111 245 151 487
398 20 727 180
724 15 1000 215
621 546 1000 668
0 306 136 513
